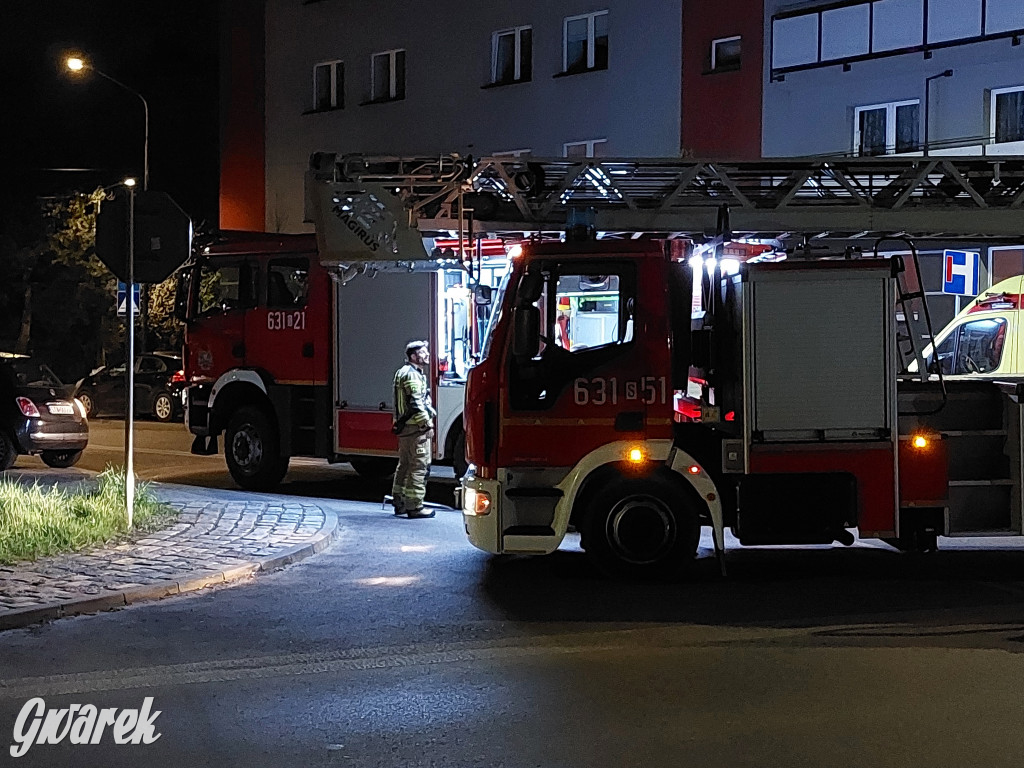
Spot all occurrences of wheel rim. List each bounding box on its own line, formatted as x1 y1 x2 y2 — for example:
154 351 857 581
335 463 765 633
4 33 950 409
79 393 93 415
607 494 676 565
155 395 172 420
231 425 263 473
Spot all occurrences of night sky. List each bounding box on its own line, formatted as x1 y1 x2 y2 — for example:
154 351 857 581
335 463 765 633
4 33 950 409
3 1 221 228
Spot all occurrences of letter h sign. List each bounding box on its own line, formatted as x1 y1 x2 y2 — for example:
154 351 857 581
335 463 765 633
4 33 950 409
943 250 980 296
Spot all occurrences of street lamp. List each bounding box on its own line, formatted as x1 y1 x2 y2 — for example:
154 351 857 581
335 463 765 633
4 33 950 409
66 56 149 191
924 69 954 156
66 53 149 525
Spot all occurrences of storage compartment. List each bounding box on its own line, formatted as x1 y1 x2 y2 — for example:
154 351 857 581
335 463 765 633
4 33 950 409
735 472 857 545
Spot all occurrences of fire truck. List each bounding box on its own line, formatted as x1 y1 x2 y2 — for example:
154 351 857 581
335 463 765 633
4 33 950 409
179 156 496 490
312 153 1024 577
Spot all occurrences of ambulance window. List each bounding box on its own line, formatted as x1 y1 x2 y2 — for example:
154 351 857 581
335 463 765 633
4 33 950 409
928 334 956 375
954 318 1007 374
266 258 309 308
197 261 256 316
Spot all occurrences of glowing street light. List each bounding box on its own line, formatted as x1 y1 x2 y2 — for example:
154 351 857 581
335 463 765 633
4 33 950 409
65 54 149 191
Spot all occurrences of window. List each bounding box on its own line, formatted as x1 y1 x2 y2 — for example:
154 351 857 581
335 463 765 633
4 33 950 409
371 49 406 102
266 258 310 308
711 36 741 71
137 356 167 374
564 139 607 158
563 10 609 74
492 26 532 84
929 317 1007 375
992 86 1024 144
197 261 256 316
854 100 919 155
313 60 343 111
509 261 636 410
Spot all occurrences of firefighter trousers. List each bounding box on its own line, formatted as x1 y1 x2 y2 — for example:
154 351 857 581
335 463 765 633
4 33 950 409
393 428 433 511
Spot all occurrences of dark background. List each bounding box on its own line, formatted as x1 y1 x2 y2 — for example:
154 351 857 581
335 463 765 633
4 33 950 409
2 1 221 227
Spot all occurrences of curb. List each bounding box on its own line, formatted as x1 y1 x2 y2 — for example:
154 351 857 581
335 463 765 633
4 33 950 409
0 510 340 632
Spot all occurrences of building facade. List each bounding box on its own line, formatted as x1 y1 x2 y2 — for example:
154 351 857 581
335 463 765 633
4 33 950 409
249 0 687 233
762 0 1024 325
763 0 1024 158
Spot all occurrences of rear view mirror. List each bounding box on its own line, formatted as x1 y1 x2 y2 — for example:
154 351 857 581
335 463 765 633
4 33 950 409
513 306 540 358
474 284 493 306
173 269 191 322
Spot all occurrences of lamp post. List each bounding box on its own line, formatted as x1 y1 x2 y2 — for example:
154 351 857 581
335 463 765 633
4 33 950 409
924 69 954 156
66 54 147 526
66 57 148 191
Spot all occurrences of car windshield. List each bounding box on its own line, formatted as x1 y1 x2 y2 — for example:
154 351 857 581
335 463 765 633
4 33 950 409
2 358 63 388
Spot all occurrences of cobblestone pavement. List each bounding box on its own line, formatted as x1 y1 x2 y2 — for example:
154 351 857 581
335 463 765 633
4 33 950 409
0 473 339 629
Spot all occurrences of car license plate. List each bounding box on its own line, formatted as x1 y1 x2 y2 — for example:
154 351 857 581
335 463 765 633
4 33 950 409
47 403 74 415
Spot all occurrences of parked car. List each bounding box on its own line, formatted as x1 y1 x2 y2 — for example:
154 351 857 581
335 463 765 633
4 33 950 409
0 352 89 469
75 353 185 422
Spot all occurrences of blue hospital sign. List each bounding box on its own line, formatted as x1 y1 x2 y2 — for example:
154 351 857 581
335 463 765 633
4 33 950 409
943 250 980 296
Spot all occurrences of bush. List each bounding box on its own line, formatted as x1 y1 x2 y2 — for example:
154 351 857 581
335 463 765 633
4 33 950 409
0 468 176 564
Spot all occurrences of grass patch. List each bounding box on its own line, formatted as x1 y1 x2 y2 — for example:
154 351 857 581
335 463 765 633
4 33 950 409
0 468 178 564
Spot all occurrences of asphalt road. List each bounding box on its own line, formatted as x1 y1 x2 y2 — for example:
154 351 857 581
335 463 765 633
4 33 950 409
14 417 458 506
4 419 1024 766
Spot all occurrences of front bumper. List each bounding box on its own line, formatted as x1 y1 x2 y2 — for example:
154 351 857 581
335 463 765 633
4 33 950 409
185 383 213 436
461 474 503 554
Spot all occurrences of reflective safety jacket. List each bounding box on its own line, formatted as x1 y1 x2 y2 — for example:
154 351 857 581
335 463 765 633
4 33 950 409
393 363 436 431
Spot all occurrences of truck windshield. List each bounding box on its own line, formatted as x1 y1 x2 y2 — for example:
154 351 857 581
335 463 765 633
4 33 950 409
479 269 512 361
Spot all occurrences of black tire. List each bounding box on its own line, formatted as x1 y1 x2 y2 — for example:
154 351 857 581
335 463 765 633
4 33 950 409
0 432 17 470
41 449 84 469
349 456 399 478
581 474 701 580
225 406 289 491
452 429 468 480
152 391 175 422
77 389 96 418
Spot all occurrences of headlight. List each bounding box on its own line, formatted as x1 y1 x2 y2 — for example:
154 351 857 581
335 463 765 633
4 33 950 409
463 487 492 516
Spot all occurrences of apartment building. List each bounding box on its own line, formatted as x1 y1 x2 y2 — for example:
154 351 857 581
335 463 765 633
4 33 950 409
219 0 773 232
762 0 1024 322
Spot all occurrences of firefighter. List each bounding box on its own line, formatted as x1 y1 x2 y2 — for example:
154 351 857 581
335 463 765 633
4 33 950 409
391 340 437 518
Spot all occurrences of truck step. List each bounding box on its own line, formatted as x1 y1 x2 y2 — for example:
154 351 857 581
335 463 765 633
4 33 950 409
504 487 564 499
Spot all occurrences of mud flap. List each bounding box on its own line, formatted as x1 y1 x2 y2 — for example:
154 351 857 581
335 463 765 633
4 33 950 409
191 435 219 456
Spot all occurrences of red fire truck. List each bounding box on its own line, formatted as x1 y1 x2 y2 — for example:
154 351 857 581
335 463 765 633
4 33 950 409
355 153 1018 579
179 230 476 490
459 237 955 576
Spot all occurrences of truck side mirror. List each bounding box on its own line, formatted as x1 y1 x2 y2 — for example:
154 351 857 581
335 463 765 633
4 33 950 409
474 284 493 306
513 306 541 358
173 269 190 323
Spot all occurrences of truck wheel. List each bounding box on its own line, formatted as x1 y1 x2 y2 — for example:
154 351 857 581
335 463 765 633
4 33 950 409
349 456 398 478
0 432 17 470
225 406 289 491
581 474 700 580
41 449 83 468
452 430 468 480
152 391 175 422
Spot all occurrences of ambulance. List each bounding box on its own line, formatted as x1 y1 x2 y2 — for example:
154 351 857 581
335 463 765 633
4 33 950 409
910 275 1023 379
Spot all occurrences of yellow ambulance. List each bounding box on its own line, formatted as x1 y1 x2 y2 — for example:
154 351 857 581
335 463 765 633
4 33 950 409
910 275 1022 378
